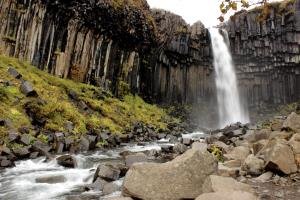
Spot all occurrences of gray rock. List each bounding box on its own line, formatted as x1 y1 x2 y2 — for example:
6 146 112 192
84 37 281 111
253 172 273 182
192 142 208 152
20 81 37 97
258 139 297 174
96 165 120 181
13 146 30 158
224 146 250 162
1 159 13 167
57 155 77 168
202 175 254 193
242 154 264 175
8 131 19 142
182 137 192 145
35 175 66 184
122 149 217 200
195 191 258 200
125 153 147 167
102 182 121 195
8 67 22 79
283 112 300 132
20 134 32 145
173 143 188 154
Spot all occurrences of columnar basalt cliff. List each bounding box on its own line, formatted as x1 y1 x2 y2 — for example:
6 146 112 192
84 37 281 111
146 9 214 104
0 0 300 111
225 0 300 107
0 0 156 96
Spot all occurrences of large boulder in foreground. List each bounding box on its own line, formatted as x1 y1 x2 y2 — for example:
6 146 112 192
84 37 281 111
196 191 258 200
202 175 254 193
122 149 217 200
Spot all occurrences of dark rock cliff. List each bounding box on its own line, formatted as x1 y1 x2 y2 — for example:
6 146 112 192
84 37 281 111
225 0 300 107
0 0 156 96
1 0 300 112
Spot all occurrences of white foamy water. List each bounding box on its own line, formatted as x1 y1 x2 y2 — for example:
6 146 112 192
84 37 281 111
209 28 249 128
0 142 168 200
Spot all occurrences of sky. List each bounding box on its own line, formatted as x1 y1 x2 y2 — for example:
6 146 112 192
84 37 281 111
147 0 225 27
146 0 281 27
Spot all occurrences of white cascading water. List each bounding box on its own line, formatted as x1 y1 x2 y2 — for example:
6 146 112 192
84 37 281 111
209 28 249 128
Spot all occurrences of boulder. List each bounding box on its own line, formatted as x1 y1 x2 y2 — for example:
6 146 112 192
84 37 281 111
125 153 147 167
191 142 207 152
268 131 293 140
224 146 250 162
253 140 267 155
102 182 121 195
1 159 13 167
202 175 254 193
182 138 192 145
283 112 300 132
242 154 264 175
57 155 77 168
35 175 66 184
218 163 240 178
95 164 120 181
20 81 37 97
12 146 30 158
8 67 22 79
253 171 273 182
258 139 297 174
195 191 258 200
223 160 242 168
20 134 32 145
122 149 217 200
289 133 300 166
173 143 188 154
8 131 20 142
87 178 108 191
103 197 132 200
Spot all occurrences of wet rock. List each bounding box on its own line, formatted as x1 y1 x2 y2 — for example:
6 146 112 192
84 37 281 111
195 191 258 200
173 143 188 154
182 137 192 145
95 164 120 181
242 154 264 175
79 136 90 151
122 149 217 199
258 139 297 174
8 67 22 79
1 159 13 167
57 155 77 168
12 146 30 158
35 175 66 184
102 182 121 195
125 153 147 167
161 144 173 153
87 177 108 191
29 152 39 159
202 175 254 193
283 112 300 132
20 81 37 97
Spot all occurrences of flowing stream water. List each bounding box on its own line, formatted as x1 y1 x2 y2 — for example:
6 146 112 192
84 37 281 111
209 28 249 128
0 142 174 200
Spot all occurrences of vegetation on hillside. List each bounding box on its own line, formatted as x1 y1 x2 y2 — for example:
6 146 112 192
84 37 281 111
0 55 178 142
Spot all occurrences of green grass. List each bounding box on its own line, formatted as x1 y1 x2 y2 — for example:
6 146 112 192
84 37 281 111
0 55 177 139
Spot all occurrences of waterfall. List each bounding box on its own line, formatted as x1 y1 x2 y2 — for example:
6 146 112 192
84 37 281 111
209 28 249 128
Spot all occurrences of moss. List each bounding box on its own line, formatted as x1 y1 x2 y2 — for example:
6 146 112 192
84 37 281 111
0 55 178 141
37 134 49 143
208 145 224 162
2 36 16 43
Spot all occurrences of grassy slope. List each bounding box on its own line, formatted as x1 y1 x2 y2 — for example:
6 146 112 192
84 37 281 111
0 55 177 142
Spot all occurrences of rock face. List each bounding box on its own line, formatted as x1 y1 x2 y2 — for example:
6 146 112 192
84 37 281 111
0 0 300 114
122 149 217 200
0 0 155 97
225 1 300 107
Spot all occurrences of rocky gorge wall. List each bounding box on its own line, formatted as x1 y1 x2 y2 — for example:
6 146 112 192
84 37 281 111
0 0 300 111
0 0 156 96
225 0 300 108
